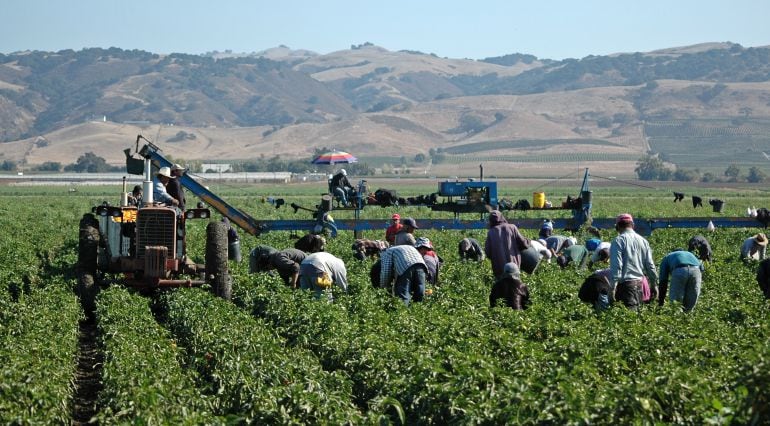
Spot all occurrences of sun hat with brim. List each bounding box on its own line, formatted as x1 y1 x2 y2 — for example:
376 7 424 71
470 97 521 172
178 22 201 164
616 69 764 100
755 233 768 246
156 166 173 178
414 237 433 249
616 213 634 224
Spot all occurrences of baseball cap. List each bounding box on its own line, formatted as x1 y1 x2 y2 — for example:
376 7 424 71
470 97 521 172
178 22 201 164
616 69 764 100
616 213 634 224
171 163 186 171
392 213 401 220
401 217 419 228
503 262 521 279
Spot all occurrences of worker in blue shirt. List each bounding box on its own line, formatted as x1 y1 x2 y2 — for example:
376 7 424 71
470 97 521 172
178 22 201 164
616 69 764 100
658 248 704 312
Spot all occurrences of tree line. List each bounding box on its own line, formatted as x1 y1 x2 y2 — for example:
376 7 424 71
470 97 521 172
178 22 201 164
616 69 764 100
635 154 766 183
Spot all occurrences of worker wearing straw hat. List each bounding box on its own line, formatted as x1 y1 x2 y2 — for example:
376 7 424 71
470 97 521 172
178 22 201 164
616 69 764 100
152 167 179 207
740 233 768 262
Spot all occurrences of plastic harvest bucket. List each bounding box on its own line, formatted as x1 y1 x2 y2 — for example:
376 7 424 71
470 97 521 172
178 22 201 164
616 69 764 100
533 192 546 209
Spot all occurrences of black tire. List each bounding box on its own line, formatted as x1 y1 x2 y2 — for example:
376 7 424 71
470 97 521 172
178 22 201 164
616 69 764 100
77 271 98 319
206 221 231 300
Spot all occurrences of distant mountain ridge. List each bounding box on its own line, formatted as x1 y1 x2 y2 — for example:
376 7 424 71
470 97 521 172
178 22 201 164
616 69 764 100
2 42 770 176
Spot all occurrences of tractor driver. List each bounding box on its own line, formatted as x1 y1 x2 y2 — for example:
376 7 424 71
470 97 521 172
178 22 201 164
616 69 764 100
153 167 180 209
331 169 355 207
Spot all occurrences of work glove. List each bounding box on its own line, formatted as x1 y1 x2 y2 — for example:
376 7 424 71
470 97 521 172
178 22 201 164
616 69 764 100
658 282 668 306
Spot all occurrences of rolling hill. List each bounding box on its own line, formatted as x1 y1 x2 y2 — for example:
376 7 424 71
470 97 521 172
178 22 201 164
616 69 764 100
2 42 770 177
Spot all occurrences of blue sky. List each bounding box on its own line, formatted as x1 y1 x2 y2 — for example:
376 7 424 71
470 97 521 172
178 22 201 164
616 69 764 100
2 0 769 60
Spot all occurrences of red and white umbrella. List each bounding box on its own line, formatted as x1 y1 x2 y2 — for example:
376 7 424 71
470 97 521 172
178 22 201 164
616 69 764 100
311 150 358 165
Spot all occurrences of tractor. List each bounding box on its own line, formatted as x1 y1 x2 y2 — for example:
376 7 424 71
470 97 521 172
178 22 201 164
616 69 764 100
76 146 231 315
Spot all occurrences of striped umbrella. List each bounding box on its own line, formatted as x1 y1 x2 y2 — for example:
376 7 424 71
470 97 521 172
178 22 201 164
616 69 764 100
311 150 358 165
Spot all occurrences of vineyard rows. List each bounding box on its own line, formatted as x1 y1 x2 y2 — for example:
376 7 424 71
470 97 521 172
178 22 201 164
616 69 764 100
442 153 639 164
1 189 769 424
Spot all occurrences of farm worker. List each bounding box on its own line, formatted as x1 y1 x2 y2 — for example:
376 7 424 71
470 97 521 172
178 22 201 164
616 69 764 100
458 237 485 262
152 166 179 208
657 248 704 312
167 163 187 211
294 233 326 254
556 244 589 269
740 233 767 262
530 239 552 263
578 268 614 311
385 213 403 244
545 235 575 258
330 169 355 207
587 242 611 269
756 258 770 299
609 213 659 310
127 185 143 207
352 239 389 260
687 235 713 262
266 248 307 288
415 237 442 285
539 219 554 240
393 217 418 246
484 210 530 279
489 262 530 310
299 251 348 301
379 245 427 305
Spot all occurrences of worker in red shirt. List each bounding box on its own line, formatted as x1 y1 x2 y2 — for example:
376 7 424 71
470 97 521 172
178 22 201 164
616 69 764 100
385 213 402 244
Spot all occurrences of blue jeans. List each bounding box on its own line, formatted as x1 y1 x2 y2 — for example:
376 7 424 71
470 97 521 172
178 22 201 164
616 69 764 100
669 265 702 312
334 187 350 206
394 264 426 306
594 293 610 311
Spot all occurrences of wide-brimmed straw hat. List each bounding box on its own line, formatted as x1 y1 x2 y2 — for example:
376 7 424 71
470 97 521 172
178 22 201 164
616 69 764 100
156 167 173 178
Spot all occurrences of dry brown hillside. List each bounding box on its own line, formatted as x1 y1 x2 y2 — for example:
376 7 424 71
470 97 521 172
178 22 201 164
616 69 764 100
3 43 770 178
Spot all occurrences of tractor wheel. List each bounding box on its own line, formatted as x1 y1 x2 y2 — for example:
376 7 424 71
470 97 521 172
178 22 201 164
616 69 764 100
206 221 231 300
78 214 100 274
76 271 98 320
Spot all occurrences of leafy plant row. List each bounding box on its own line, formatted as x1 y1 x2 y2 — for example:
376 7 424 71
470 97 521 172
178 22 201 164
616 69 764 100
95 286 217 425
160 288 363 424
231 226 770 423
0 281 80 424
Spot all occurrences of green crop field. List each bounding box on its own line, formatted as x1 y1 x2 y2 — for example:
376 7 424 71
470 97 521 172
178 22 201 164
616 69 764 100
1 182 769 424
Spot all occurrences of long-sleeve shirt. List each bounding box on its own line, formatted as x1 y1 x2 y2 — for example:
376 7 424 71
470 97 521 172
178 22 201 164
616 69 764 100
740 237 766 260
385 223 403 244
609 229 658 288
393 230 416 246
562 244 589 268
658 250 703 284
300 252 348 291
459 238 485 261
490 275 529 309
485 223 530 278
379 245 426 287
152 176 176 206
688 235 713 262
422 251 441 284
545 235 570 254
167 177 186 211
590 242 612 263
